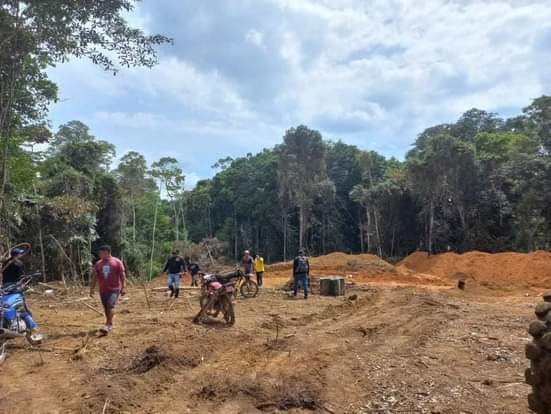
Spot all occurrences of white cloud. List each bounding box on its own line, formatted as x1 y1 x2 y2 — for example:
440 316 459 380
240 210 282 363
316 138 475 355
262 0 551 149
48 0 551 181
245 29 265 49
184 172 202 190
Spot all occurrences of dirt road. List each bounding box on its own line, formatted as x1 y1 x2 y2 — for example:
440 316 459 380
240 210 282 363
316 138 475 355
0 282 534 413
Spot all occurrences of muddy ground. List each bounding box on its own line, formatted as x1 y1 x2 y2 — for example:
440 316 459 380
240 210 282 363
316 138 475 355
0 278 536 414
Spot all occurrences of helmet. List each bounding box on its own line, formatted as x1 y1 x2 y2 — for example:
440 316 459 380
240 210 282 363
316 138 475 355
10 246 27 257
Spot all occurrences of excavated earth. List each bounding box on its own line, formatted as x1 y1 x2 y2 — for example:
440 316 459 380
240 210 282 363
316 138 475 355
0 251 543 413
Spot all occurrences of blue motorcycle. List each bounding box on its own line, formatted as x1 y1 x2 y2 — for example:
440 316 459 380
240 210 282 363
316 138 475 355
0 272 43 364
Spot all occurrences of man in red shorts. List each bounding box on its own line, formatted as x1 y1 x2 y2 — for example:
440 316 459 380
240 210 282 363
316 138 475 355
89 245 126 335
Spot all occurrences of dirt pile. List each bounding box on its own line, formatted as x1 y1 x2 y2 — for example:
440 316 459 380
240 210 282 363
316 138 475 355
399 250 551 289
267 252 394 274
266 252 449 286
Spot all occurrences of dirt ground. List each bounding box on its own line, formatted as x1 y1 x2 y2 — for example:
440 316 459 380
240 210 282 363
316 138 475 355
0 254 541 413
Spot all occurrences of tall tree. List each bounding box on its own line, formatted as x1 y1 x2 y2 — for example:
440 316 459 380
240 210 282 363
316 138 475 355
524 96 551 152
277 125 328 250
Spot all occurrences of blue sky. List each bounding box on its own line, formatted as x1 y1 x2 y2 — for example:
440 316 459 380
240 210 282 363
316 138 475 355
47 0 551 188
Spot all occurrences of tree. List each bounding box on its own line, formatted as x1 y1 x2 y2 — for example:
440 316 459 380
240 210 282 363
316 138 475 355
115 151 155 243
452 108 502 141
407 131 477 253
0 0 170 223
151 157 186 242
277 125 328 250
350 151 387 256
524 96 551 152
325 141 363 253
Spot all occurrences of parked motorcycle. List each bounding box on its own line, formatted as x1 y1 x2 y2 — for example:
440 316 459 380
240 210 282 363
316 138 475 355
193 273 236 326
235 270 259 298
0 272 43 364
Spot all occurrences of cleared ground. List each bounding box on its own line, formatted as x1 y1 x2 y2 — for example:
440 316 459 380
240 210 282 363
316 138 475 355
0 271 535 413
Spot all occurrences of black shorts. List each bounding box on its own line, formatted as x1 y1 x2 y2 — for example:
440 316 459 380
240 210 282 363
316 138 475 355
100 290 120 309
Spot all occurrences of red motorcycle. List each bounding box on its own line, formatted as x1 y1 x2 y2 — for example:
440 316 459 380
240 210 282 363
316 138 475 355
193 273 236 326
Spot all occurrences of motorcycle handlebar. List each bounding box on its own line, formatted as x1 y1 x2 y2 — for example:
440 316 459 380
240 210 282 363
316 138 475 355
1 272 42 294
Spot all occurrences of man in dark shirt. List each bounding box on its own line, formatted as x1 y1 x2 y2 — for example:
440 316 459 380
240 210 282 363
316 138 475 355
1 246 43 342
163 250 186 298
1 254 24 285
188 262 200 287
292 249 310 299
241 250 254 275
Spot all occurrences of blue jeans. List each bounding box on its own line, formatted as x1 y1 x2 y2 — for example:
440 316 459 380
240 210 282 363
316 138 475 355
100 290 120 310
168 273 181 289
293 273 309 297
22 304 37 330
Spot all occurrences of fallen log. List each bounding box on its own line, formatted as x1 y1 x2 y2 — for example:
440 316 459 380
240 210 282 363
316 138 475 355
81 302 104 316
38 282 64 291
151 286 199 292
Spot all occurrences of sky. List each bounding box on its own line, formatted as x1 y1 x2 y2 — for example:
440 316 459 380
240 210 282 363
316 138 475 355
47 0 551 189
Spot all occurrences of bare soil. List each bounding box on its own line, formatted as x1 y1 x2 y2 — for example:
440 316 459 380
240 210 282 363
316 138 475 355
0 253 540 413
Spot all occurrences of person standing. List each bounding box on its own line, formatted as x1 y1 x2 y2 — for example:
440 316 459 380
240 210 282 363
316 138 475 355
254 254 265 287
292 248 310 299
163 250 186 298
90 245 126 335
188 261 201 287
241 250 254 275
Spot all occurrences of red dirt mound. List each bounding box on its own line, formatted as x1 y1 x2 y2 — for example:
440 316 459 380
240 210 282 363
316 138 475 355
267 252 394 274
398 250 551 288
266 252 449 286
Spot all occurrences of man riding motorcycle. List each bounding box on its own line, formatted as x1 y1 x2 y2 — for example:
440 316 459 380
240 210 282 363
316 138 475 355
1 246 43 342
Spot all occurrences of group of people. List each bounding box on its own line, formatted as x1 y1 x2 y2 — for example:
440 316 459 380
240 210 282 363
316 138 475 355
241 248 311 299
1 243 312 338
162 250 201 299
240 250 265 286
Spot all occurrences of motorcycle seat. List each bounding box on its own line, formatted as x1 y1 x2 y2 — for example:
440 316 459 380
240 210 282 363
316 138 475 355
216 271 238 282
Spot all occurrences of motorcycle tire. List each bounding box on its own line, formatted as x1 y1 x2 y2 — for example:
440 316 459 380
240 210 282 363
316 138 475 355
240 279 258 298
194 294 212 324
220 295 235 326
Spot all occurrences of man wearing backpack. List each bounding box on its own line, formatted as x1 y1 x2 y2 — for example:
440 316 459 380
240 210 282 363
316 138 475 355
292 248 310 299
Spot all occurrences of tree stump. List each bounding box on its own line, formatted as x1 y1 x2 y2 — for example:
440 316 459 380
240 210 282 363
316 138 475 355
319 277 345 296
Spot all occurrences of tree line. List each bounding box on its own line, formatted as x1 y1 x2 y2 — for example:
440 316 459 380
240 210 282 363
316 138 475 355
186 99 551 263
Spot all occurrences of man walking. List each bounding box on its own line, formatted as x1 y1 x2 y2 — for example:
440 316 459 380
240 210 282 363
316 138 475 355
254 253 265 287
90 245 126 335
163 249 186 298
292 248 310 299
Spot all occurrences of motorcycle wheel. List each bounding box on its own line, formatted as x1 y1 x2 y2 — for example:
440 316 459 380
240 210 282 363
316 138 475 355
220 295 235 326
240 279 258 298
200 294 220 317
